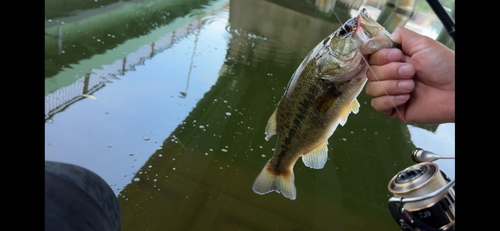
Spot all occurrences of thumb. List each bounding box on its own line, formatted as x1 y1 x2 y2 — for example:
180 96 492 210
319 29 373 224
390 27 428 57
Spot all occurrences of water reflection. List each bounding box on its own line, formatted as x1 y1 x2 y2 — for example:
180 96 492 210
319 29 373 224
407 123 455 179
45 0 231 195
45 0 453 230
45 0 217 78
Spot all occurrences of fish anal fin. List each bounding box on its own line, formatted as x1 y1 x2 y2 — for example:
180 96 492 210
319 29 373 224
265 108 278 141
252 161 296 200
339 98 360 126
302 140 328 169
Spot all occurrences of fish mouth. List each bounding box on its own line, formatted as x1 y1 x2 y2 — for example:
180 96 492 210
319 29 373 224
356 9 381 36
339 9 381 40
353 8 395 54
354 9 380 43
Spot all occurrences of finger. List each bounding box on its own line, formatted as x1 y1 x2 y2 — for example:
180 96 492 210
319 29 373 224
366 63 415 81
365 80 414 98
368 48 404 66
370 94 410 114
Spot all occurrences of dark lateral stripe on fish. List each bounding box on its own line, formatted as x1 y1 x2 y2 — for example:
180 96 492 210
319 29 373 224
265 162 283 176
266 161 293 178
279 60 319 140
274 60 323 170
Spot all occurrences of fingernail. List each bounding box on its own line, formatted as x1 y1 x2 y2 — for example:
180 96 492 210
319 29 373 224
395 94 410 101
398 80 414 91
398 65 414 77
387 49 402 61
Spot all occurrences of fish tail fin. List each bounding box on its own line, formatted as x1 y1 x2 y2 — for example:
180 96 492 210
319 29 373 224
252 161 296 200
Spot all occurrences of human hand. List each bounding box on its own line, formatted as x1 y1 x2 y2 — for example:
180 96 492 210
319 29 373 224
365 27 455 124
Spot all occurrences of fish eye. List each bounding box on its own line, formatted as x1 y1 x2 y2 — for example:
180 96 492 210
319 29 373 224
338 29 346 36
338 26 351 37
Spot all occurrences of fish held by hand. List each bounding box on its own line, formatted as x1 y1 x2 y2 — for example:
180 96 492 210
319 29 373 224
252 8 399 200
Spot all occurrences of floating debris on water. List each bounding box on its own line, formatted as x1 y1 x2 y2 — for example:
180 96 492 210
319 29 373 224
173 135 187 149
83 94 97 100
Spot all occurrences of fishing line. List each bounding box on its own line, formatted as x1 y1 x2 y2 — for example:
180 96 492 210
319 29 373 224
331 9 407 123
359 54 407 123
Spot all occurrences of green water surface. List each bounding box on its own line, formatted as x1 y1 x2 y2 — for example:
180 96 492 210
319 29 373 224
45 0 454 230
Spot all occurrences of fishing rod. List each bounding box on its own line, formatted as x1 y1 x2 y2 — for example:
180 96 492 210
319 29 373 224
425 0 455 42
387 148 455 230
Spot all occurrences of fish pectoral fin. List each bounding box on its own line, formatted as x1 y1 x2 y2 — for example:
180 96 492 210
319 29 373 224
314 84 341 113
265 107 278 141
339 98 360 126
351 98 360 114
252 160 296 200
301 140 328 169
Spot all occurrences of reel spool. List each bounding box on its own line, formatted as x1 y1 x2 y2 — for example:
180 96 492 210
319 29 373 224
387 148 455 230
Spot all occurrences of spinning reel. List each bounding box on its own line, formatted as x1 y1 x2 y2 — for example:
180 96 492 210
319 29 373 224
388 148 455 230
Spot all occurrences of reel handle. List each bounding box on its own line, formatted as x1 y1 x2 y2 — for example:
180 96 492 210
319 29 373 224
412 148 455 163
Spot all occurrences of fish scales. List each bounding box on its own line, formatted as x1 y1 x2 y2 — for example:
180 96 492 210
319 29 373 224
253 8 400 200
271 58 367 172
272 59 327 173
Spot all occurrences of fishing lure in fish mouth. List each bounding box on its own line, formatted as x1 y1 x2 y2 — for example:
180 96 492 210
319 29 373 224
252 8 400 200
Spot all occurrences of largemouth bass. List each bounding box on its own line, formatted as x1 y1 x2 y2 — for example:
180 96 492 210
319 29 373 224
252 8 400 200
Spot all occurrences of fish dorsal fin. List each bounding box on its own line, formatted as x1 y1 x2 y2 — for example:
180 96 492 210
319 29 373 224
265 107 278 141
302 141 328 169
339 98 360 126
